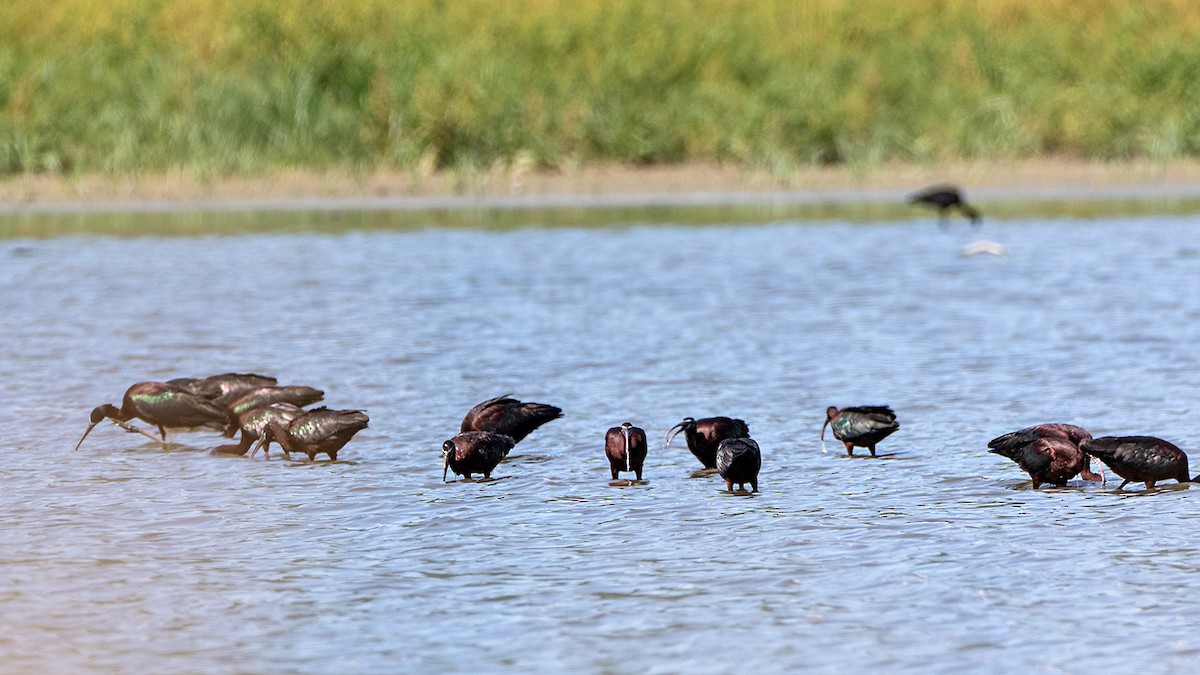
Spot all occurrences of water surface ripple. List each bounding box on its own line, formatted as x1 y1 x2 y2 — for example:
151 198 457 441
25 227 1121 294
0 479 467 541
2 216 1199 672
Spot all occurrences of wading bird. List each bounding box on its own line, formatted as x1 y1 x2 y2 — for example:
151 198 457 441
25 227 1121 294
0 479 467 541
665 416 751 469
1081 436 1197 489
442 431 516 481
251 407 369 461
716 438 761 492
75 381 231 450
223 385 324 436
168 372 278 407
460 394 562 444
822 406 899 457
605 422 648 480
909 185 981 226
213 403 304 457
987 423 1103 488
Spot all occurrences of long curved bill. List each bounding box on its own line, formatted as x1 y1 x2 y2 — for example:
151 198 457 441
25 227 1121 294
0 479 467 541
664 423 685 449
442 454 450 482
248 438 265 459
820 419 830 441
73 422 100 452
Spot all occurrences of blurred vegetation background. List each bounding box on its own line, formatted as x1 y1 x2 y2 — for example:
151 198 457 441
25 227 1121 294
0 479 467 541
3 0 1200 178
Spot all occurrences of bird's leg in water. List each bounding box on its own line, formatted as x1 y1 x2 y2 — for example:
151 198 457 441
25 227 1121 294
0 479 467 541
112 419 167 444
844 442 854 456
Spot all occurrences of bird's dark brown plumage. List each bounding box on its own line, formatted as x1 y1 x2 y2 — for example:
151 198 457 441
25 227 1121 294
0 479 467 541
822 406 899 457
1081 436 1196 489
75 381 231 450
222 385 325 436
213 403 304 456
909 184 981 225
605 422 648 480
716 437 761 492
665 416 751 469
460 394 563 444
443 431 516 481
253 407 369 461
168 373 279 407
988 423 1103 488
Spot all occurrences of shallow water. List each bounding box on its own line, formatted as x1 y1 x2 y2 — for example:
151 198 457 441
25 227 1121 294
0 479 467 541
3 213 1200 673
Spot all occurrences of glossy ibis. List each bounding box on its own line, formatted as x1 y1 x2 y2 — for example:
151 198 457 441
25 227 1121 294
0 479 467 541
75 381 231 450
168 372 278 407
716 438 761 492
213 403 304 457
665 416 751 469
605 422 648 480
988 423 1103 487
222 385 324 436
822 406 899 457
1081 436 1198 489
460 394 563 444
251 407 369 461
909 185 980 226
443 431 516 481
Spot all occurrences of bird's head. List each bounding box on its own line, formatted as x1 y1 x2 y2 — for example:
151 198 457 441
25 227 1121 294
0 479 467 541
442 440 456 481
665 417 696 448
74 404 120 451
821 407 840 441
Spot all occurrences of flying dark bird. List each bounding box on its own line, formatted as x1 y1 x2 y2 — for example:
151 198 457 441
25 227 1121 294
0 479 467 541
460 394 563 444
222 385 325 436
442 431 516 481
1081 436 1198 489
716 438 761 492
251 407 369 461
75 381 231 450
822 406 899 457
987 423 1103 487
909 184 980 226
213 403 304 457
665 416 751 469
605 422 648 481
168 372 278 407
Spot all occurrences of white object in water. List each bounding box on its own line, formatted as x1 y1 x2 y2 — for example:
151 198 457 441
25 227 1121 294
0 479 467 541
961 239 1006 257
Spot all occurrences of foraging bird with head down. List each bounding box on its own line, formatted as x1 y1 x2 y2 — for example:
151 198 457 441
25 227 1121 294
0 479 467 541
605 422 648 481
987 423 1103 488
222 385 325 436
716 438 761 492
251 407 369 461
822 406 899 457
460 394 563 444
442 431 516 481
213 403 304 457
665 416 751 469
909 185 981 226
1081 436 1197 490
75 381 231 450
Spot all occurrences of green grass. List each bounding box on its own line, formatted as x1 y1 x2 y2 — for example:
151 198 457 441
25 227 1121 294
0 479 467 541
4 0 1200 177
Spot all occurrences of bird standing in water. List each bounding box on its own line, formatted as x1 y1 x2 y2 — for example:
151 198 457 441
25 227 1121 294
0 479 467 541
251 407 369 461
665 416 751 469
1081 436 1196 489
605 422 648 480
988 423 1103 488
442 431 516 481
716 438 761 492
75 381 231 450
822 406 899 457
460 394 563 444
213 403 304 457
909 185 981 226
222 385 325 436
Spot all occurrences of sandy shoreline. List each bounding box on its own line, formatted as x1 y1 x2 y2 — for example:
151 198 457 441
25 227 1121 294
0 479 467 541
4 158 1200 213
